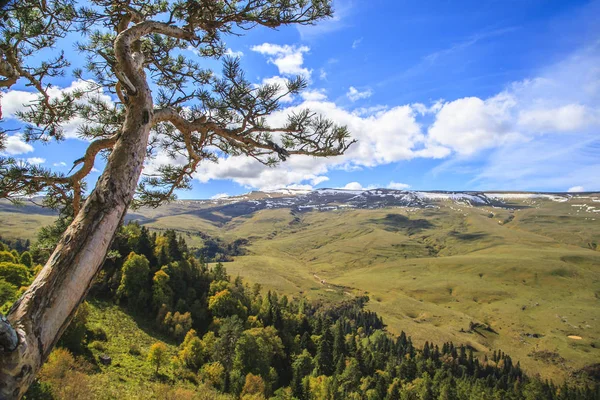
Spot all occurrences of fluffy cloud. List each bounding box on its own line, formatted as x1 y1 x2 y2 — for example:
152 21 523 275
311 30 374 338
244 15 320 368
2 134 34 155
260 76 295 103
270 100 427 167
251 43 311 77
300 89 327 101
347 86 373 102
1 80 114 140
431 43 600 190
1 91 38 118
568 186 585 193
427 94 520 155
145 98 430 190
193 41 600 191
518 104 596 133
191 154 330 190
340 182 365 190
426 42 600 159
387 181 411 190
26 157 45 165
224 48 244 58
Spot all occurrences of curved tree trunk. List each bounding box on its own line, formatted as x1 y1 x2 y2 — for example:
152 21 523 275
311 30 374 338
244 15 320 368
0 84 153 399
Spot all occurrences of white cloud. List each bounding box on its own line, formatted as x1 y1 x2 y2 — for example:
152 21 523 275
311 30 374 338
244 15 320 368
427 42 600 190
269 100 426 167
211 193 230 199
427 94 521 155
251 43 311 77
224 48 244 58
26 157 45 165
1 80 114 140
352 38 362 49
191 154 331 190
341 182 365 190
518 104 596 133
338 182 380 190
347 86 373 102
319 68 327 80
412 100 444 115
352 105 388 117
187 45 244 58
1 91 38 118
300 89 327 101
53 161 67 167
568 186 585 193
260 76 295 103
2 134 34 155
73 41 600 193
387 181 411 190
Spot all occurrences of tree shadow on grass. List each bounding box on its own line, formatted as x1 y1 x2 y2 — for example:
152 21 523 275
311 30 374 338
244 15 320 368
89 299 179 347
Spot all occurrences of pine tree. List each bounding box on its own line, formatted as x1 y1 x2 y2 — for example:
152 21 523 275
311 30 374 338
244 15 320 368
315 319 334 376
166 230 183 262
136 226 156 266
333 321 346 364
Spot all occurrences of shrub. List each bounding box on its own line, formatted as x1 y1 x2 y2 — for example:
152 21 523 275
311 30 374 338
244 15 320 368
0 251 16 263
0 262 30 287
0 279 18 308
20 251 33 268
88 327 108 342
129 343 142 356
241 373 266 397
36 347 92 399
88 341 107 352
199 361 225 390
58 302 89 353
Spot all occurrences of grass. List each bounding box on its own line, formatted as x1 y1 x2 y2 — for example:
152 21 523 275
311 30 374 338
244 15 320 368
58 300 232 399
0 211 56 241
4 195 600 384
82 300 182 398
214 202 600 383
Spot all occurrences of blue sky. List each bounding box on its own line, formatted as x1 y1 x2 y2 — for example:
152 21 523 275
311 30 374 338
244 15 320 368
2 0 600 199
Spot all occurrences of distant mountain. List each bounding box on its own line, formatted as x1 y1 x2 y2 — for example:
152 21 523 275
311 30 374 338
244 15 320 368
145 189 597 224
2 189 599 226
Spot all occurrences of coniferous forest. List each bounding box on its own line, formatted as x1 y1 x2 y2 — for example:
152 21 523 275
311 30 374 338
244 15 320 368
0 219 597 400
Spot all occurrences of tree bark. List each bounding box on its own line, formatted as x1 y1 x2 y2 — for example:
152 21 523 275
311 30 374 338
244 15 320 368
0 77 153 399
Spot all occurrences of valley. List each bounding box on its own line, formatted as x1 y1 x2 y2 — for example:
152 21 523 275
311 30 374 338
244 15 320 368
1 189 599 384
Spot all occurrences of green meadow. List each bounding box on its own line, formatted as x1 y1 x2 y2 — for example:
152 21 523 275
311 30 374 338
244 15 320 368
2 194 599 384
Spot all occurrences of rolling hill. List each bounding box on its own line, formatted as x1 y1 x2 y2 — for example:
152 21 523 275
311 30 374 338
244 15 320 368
1 189 599 383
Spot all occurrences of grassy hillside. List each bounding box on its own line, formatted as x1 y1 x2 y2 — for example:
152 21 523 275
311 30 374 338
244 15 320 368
3 194 599 384
213 200 600 383
28 301 231 399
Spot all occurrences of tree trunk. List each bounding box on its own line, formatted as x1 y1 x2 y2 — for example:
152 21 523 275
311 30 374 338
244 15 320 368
0 83 153 399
